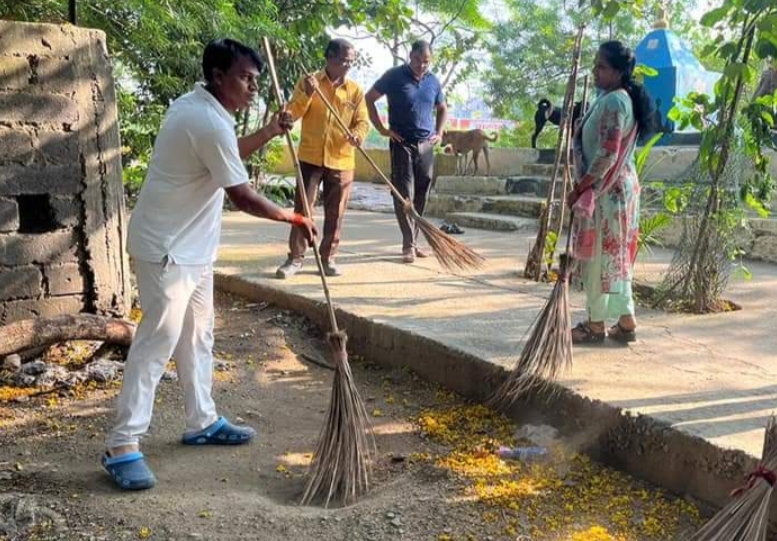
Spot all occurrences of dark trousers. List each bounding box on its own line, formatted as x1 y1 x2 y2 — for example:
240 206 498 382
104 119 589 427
289 162 354 262
389 140 434 250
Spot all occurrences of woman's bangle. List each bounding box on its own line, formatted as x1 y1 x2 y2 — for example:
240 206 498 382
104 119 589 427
291 213 306 227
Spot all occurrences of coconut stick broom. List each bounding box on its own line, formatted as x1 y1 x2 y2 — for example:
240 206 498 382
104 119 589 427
690 414 777 541
489 75 592 409
297 65 485 273
261 38 374 507
524 25 586 282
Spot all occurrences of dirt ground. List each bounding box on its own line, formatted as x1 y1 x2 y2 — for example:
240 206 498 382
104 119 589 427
0 291 705 541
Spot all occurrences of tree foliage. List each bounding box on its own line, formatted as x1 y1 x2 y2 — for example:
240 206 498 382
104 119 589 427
348 0 491 89
483 0 711 121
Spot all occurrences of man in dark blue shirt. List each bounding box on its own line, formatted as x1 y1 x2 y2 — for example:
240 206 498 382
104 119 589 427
366 40 448 263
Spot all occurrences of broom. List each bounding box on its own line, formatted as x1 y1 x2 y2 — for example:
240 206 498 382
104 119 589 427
489 75 592 408
297 65 485 273
261 38 374 507
689 414 777 540
489 211 575 407
524 25 586 282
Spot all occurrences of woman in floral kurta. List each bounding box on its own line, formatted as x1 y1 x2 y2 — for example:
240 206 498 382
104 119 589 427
568 41 655 344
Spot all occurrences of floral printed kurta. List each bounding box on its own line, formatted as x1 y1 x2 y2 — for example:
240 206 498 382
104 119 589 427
572 89 640 295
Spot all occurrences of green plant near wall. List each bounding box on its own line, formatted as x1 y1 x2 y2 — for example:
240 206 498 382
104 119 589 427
634 132 672 256
660 2 775 312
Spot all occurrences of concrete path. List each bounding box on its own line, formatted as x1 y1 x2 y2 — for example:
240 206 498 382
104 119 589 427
216 187 777 459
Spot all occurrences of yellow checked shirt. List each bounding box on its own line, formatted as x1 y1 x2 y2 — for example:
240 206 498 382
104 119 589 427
286 71 370 171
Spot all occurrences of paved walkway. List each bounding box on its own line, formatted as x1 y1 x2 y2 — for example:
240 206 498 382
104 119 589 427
216 186 777 458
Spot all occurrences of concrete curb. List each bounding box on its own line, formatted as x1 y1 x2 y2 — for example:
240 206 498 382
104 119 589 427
215 271 776 532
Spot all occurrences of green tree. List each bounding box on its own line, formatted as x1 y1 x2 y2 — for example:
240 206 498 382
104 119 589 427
483 0 709 121
350 0 490 90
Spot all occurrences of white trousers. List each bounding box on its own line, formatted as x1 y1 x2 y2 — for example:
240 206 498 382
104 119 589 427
106 258 219 448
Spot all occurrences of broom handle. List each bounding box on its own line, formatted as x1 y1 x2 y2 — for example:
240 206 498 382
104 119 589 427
543 26 586 224
261 38 339 334
560 74 593 277
526 25 586 281
557 74 589 234
299 69 413 208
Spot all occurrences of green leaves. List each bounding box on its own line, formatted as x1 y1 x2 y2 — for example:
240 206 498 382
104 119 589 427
723 62 757 84
637 212 672 256
601 1 621 19
635 65 658 78
755 35 777 59
663 186 691 214
700 6 731 28
635 132 663 177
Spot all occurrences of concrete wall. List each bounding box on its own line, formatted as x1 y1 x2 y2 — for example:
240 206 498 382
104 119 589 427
272 145 777 183
272 146 542 181
0 21 130 324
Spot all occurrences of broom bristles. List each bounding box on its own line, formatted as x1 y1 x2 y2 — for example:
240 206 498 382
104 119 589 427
689 415 777 541
301 331 375 507
409 208 486 272
489 276 572 409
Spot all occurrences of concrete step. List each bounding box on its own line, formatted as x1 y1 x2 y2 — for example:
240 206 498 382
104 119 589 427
427 194 546 219
445 212 538 232
505 176 566 198
537 148 557 164
434 176 505 195
435 175 566 199
521 163 570 177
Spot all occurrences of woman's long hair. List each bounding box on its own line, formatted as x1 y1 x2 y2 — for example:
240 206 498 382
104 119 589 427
598 40 655 140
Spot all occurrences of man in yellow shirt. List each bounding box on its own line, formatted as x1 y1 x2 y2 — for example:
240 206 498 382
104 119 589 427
276 38 370 278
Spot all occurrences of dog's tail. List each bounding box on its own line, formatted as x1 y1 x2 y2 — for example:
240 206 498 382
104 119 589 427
485 131 499 142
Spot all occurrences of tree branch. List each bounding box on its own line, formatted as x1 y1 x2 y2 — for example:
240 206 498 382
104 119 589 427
434 0 471 44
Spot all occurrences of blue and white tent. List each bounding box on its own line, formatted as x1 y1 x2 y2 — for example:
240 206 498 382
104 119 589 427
635 25 720 142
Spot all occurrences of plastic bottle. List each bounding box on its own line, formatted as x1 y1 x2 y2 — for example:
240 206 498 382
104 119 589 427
497 446 549 462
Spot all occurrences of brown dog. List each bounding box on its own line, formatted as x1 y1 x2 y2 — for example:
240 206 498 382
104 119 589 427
442 129 499 176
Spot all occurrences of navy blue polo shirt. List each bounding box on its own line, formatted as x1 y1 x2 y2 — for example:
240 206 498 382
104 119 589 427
373 64 445 143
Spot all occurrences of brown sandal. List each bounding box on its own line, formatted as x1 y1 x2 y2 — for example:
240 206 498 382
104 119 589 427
608 322 636 343
572 322 605 344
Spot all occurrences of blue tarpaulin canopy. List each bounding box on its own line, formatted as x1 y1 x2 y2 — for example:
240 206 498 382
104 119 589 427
635 26 720 142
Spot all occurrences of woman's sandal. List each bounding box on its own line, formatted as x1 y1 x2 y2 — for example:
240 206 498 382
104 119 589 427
571 322 605 344
608 322 637 343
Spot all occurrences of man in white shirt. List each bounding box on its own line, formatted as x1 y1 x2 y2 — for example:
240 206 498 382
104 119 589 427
102 38 317 490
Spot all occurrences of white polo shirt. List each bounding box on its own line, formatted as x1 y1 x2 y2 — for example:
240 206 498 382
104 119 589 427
127 84 249 264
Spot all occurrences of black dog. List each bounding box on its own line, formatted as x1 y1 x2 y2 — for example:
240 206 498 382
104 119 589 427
532 99 586 148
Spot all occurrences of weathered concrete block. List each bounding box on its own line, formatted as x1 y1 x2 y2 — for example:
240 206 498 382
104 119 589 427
0 21 106 57
751 233 777 263
0 165 82 196
46 262 84 295
0 91 78 124
50 196 80 227
35 130 79 164
0 20 129 320
0 265 42 301
0 198 19 232
434 176 506 195
1 295 84 324
0 128 34 164
0 56 31 90
0 231 78 265
750 218 777 236
32 56 79 95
